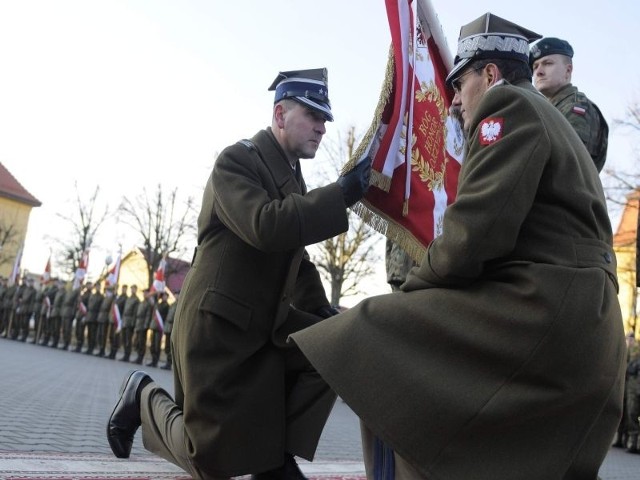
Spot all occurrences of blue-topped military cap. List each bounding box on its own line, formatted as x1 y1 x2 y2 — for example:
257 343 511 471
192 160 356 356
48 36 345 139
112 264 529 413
529 37 574 67
268 68 333 121
446 12 542 85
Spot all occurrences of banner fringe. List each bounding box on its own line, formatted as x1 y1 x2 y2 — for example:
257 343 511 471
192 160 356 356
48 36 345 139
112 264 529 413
352 201 426 265
342 46 396 175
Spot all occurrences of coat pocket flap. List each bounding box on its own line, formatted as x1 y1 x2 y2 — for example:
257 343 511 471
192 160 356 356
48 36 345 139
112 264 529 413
199 290 252 331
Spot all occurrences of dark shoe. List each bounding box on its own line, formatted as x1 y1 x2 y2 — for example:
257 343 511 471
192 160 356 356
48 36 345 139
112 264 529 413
132 356 143 365
252 454 308 480
160 363 172 370
108 352 117 360
145 361 157 368
74 346 82 353
96 350 105 357
119 356 130 362
106 370 152 459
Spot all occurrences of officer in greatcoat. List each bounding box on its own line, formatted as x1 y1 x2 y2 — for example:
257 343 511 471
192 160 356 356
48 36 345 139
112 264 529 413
107 67 371 479
291 13 625 480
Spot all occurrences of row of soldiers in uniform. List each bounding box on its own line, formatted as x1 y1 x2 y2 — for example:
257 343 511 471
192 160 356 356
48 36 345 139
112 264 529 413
613 333 640 454
0 275 178 369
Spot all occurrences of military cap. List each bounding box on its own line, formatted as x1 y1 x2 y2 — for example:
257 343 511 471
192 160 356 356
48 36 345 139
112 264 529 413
446 12 542 85
529 37 574 67
268 68 333 121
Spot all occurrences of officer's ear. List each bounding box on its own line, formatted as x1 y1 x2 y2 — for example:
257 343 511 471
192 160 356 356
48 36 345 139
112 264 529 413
273 102 287 129
484 63 502 87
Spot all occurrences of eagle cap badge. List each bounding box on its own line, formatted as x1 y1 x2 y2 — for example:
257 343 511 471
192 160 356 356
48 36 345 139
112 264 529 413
479 117 504 145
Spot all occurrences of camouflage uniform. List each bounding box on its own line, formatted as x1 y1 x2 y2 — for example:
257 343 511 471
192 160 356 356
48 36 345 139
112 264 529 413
119 286 140 362
132 291 152 364
161 294 178 369
30 285 46 344
8 281 24 339
84 285 104 354
548 83 608 172
74 283 93 352
95 288 115 357
385 240 417 292
108 286 129 359
48 286 66 348
60 287 81 350
18 280 37 341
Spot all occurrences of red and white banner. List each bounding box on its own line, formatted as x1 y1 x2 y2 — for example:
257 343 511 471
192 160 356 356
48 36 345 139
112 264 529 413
153 307 165 333
40 255 52 285
350 0 464 263
111 302 122 333
9 244 23 286
45 296 52 319
72 249 90 290
150 255 167 293
105 253 121 288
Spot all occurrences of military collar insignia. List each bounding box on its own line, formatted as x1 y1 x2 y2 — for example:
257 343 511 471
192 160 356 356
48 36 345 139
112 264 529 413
479 117 504 145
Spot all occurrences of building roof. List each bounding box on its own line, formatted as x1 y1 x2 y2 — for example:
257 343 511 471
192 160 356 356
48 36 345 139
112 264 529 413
613 189 640 248
165 255 190 294
0 162 42 207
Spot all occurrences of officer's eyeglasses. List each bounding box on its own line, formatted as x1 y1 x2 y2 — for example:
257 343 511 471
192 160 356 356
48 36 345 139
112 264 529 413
451 67 482 94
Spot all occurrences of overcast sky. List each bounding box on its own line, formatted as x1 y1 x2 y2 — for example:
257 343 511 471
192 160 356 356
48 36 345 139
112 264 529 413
0 0 637 301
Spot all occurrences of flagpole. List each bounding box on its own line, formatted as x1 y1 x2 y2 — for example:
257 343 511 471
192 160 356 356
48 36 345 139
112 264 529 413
415 0 454 71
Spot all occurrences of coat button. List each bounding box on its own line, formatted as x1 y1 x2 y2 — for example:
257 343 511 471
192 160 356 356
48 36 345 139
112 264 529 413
603 252 612 264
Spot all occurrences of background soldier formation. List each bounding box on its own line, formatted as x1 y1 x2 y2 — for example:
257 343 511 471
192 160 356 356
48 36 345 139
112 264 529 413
0 274 174 369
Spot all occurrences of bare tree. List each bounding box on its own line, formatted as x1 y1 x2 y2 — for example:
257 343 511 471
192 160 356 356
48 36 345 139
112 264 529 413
0 220 19 269
308 126 383 306
605 100 640 334
54 182 109 278
118 184 197 286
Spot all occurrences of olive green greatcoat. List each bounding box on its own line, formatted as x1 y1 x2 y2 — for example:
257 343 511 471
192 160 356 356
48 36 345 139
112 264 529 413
171 128 348 477
292 81 625 480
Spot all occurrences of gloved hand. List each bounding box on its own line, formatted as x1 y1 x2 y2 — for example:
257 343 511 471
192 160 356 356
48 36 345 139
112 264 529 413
314 305 341 319
336 156 372 207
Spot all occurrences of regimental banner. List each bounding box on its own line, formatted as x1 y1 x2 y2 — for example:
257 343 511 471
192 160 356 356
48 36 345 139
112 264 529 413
349 0 464 264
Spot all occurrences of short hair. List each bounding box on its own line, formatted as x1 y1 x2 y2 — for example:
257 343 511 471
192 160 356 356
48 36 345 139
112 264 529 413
470 58 533 84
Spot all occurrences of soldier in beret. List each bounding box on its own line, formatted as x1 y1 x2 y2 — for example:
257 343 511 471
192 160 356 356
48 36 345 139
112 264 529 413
291 12 624 479
107 67 372 479
530 37 609 172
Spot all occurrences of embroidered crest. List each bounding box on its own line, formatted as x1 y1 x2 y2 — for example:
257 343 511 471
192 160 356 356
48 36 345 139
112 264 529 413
479 117 504 145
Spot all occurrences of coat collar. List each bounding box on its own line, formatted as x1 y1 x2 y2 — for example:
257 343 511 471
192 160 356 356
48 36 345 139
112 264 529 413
251 128 306 195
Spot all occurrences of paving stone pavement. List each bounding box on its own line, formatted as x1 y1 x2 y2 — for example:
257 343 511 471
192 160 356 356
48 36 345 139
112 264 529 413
0 335 638 478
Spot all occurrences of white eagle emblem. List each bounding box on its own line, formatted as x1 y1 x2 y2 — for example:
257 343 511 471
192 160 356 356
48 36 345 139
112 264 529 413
479 118 504 145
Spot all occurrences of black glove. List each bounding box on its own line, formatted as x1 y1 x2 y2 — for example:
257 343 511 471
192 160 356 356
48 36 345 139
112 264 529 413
336 157 372 207
314 305 341 319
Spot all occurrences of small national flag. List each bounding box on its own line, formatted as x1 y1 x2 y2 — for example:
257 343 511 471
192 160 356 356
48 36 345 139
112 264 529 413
153 307 165 333
78 301 88 316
